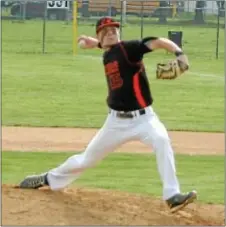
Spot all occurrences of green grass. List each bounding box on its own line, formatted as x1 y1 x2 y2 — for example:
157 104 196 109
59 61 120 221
2 20 224 132
2 151 224 204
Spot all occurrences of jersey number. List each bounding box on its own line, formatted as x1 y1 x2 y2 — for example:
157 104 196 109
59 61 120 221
105 61 123 90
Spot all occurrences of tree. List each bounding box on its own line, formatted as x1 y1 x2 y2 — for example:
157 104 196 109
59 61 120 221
216 0 225 9
216 1 225 17
1 1 14 8
194 1 205 24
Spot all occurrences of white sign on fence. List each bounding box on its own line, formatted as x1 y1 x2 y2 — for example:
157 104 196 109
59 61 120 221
47 1 69 9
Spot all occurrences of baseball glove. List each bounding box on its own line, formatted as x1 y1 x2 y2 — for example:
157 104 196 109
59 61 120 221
156 54 189 80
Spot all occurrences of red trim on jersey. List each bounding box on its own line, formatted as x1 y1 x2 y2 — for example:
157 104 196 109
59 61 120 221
119 42 147 108
133 72 147 108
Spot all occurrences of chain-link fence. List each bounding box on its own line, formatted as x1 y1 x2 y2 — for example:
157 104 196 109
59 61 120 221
2 0 225 58
2 0 225 23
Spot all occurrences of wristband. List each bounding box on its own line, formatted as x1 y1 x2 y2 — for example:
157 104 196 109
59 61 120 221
175 51 183 57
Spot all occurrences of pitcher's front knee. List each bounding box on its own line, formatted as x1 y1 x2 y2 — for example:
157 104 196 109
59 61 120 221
153 133 171 151
76 156 96 171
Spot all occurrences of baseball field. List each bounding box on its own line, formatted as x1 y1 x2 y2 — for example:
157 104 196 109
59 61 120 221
2 19 225 225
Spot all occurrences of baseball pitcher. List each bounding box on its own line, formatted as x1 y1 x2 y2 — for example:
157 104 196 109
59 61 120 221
19 17 197 213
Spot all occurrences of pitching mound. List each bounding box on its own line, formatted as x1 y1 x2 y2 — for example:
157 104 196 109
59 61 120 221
2 185 224 226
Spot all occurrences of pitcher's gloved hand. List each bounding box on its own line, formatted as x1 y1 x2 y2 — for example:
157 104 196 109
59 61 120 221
156 54 189 80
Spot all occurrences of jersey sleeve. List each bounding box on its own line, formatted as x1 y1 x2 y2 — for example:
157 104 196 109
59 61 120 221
122 37 157 63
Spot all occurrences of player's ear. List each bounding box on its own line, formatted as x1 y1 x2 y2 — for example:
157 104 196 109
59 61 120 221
97 31 105 45
96 31 101 42
116 28 120 36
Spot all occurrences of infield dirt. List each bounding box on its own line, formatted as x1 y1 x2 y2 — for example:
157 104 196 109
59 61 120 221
2 126 225 226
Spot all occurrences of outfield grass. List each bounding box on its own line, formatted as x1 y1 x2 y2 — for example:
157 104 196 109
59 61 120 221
2 151 224 204
2 20 224 132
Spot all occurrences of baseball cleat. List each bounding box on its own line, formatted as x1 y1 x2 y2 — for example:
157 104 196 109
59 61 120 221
166 190 197 213
18 173 49 189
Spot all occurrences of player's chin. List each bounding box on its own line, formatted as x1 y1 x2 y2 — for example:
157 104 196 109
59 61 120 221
103 41 118 48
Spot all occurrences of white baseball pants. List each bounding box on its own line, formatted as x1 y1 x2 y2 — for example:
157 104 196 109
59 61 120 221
47 106 180 200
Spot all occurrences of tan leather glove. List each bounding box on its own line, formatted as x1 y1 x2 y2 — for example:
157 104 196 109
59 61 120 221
156 54 189 80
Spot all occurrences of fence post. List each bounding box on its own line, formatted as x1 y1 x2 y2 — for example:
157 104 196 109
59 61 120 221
120 0 123 39
108 0 112 16
42 2 47 54
140 0 144 39
73 0 78 55
22 1 26 21
122 0 126 24
216 7 220 59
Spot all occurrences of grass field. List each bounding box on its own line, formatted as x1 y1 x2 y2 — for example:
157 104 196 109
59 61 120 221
2 20 224 132
2 19 224 212
2 151 224 204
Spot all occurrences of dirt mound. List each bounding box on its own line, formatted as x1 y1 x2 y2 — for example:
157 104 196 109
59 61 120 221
2 185 224 226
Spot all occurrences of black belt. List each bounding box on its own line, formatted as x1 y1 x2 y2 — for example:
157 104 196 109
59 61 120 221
110 108 146 119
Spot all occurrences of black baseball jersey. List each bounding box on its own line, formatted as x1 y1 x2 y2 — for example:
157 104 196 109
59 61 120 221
103 37 154 111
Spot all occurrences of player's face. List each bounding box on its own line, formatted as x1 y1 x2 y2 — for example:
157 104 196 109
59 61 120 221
97 26 120 49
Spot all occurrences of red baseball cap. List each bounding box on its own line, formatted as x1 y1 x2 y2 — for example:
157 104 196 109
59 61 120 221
96 16 120 34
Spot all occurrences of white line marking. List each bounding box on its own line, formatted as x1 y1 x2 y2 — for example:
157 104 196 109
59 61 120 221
188 72 223 79
79 54 224 80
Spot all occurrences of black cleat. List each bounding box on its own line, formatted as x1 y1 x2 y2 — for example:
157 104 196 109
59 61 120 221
19 173 49 189
166 190 197 213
